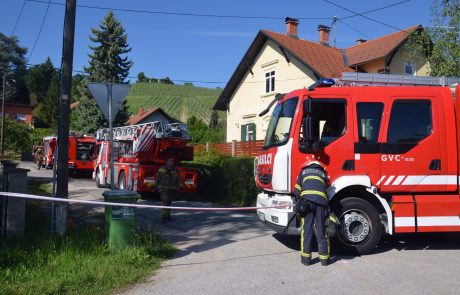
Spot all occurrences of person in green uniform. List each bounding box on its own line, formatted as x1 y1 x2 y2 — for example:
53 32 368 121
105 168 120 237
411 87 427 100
155 158 182 222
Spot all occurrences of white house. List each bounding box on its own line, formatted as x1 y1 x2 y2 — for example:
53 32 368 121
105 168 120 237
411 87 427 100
213 18 430 142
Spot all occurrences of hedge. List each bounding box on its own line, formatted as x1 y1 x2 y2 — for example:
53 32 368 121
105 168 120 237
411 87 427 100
185 154 260 206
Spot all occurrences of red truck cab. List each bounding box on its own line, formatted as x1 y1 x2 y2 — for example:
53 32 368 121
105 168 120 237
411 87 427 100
256 73 460 254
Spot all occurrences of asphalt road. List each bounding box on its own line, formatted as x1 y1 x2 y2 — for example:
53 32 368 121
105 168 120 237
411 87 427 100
19 162 460 295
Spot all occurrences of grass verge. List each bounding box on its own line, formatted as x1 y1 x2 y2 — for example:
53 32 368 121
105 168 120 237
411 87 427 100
0 227 176 295
0 187 176 295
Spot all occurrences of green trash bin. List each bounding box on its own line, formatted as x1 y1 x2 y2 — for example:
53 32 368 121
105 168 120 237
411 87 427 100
103 189 139 249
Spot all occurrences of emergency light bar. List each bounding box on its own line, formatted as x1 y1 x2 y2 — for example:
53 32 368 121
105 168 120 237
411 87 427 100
307 78 336 90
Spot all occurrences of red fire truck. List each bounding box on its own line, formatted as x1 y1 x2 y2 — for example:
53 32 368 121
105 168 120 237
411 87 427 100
68 134 97 174
42 136 57 168
93 121 199 194
256 73 460 254
41 133 96 175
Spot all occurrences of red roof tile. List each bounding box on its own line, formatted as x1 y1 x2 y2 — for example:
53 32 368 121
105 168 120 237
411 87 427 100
127 107 179 125
345 25 421 66
263 30 353 78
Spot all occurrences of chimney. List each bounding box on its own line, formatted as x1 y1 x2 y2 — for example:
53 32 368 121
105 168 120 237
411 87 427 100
285 17 299 38
356 38 367 44
317 24 331 46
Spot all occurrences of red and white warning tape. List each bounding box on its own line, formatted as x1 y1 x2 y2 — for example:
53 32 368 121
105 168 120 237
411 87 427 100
0 192 290 211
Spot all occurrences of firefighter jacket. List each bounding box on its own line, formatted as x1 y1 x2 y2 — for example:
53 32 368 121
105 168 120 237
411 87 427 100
156 166 181 191
294 165 328 206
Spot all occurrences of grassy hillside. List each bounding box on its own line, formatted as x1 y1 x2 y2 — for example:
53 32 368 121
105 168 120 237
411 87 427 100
126 83 223 124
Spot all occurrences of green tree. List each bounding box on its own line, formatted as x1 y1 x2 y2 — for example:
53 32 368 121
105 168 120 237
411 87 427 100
187 115 224 144
42 76 59 129
159 77 174 85
137 72 149 83
2 118 31 153
0 33 29 104
25 57 55 103
209 110 219 128
410 0 460 76
76 11 132 132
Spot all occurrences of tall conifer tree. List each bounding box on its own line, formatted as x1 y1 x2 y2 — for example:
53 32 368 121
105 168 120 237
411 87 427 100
76 11 132 133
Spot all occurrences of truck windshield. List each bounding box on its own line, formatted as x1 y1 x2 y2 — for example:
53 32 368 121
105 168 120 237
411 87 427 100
263 97 298 148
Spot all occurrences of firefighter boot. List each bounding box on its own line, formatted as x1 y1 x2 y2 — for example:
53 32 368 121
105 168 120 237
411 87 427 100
301 256 311 266
320 258 329 266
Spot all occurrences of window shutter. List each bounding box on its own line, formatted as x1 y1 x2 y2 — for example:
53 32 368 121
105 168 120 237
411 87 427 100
241 124 247 141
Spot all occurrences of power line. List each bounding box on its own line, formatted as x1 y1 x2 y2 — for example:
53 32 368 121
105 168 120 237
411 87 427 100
338 0 411 21
323 0 408 33
26 0 410 22
11 0 27 36
27 0 52 63
26 0 330 20
338 19 373 40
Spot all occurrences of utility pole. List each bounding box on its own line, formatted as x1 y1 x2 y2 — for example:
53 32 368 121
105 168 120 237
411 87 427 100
55 0 76 234
1 74 6 159
333 16 337 48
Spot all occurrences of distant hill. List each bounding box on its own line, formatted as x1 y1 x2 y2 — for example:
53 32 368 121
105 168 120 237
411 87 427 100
126 82 223 124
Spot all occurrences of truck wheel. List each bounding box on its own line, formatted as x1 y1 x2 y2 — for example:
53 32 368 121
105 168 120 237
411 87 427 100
96 169 103 188
332 197 382 255
118 171 126 190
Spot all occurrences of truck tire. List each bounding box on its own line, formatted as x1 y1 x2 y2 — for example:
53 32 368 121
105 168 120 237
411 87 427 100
96 169 103 188
118 171 126 190
332 197 382 255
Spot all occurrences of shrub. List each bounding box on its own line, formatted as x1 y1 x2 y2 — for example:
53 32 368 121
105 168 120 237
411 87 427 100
221 157 259 206
186 154 260 206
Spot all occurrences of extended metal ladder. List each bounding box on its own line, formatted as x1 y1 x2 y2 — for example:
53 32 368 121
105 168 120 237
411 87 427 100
95 121 191 141
340 72 460 87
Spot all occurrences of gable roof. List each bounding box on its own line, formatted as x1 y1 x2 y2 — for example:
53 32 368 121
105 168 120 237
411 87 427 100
127 107 179 125
345 25 421 67
263 30 353 78
213 24 422 111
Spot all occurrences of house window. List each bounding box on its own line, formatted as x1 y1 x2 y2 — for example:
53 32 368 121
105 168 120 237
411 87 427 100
241 123 256 142
15 114 27 121
404 61 415 76
265 70 275 93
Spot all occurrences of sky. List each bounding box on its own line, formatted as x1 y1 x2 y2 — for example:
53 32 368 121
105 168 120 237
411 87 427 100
0 0 435 88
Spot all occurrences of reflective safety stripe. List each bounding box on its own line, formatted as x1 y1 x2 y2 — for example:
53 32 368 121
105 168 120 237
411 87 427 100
303 175 325 185
319 253 330 260
301 218 307 257
300 190 327 200
301 252 312 258
295 184 301 190
329 215 339 224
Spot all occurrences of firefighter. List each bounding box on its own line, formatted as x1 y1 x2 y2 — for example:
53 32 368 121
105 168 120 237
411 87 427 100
155 157 182 222
35 148 44 170
294 160 330 266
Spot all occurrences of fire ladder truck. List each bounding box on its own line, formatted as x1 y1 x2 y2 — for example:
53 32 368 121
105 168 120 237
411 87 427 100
255 73 460 254
93 121 199 194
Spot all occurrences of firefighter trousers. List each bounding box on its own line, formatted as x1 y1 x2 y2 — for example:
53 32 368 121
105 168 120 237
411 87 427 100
160 190 174 220
301 203 330 262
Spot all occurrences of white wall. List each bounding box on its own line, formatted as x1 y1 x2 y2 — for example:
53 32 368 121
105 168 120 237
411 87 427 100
226 39 317 142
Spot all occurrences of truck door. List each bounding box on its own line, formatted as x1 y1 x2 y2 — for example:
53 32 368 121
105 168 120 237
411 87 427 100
303 98 354 182
379 97 448 192
353 101 386 186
